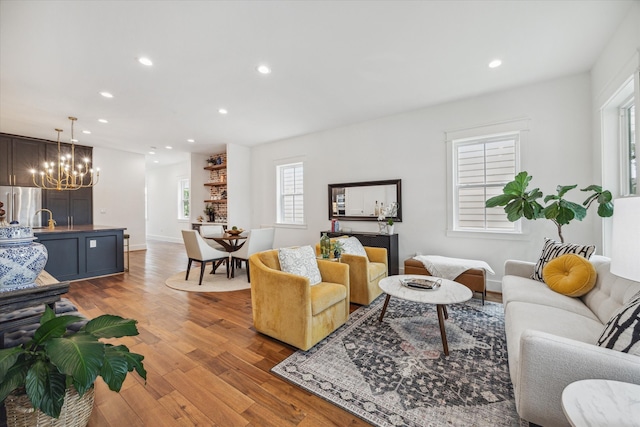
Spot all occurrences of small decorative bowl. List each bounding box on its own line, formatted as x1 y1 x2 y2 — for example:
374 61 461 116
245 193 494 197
227 228 244 236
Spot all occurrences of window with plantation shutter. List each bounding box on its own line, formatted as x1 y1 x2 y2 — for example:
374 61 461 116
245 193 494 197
277 162 304 224
453 134 519 232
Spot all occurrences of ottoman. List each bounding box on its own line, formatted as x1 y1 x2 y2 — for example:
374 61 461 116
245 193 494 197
404 258 487 304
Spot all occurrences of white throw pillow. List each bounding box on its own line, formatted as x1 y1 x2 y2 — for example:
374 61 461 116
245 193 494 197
531 238 595 282
596 291 640 356
278 246 322 286
339 237 367 257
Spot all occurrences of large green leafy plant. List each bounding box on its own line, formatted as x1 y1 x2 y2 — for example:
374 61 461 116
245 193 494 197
0 306 146 418
485 171 614 243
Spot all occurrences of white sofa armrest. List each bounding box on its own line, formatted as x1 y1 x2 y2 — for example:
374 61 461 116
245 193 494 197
504 259 535 278
516 329 640 427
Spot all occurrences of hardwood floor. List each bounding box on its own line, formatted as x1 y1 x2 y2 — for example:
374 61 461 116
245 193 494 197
66 240 501 426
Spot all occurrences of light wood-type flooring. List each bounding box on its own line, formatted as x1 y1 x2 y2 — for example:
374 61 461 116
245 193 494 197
65 240 502 426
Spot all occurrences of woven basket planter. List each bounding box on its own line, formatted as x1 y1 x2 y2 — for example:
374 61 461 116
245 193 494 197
4 387 94 427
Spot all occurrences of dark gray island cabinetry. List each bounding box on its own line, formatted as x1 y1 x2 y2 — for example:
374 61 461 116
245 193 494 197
33 226 125 281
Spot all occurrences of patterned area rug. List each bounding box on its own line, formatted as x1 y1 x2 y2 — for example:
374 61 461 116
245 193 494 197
272 296 527 427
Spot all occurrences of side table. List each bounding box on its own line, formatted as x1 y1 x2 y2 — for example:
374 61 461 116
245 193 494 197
562 379 640 426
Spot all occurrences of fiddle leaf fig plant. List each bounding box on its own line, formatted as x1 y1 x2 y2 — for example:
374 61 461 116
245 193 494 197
0 306 146 419
485 171 614 243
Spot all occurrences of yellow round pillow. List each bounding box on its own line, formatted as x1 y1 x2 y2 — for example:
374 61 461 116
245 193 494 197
542 253 597 297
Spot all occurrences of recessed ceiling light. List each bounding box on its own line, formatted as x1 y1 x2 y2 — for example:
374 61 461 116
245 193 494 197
187 139 195 143
489 59 502 69
99 91 114 98
98 119 108 124
70 139 79 143
218 108 228 115
138 57 153 66
82 130 91 134
257 64 271 74
149 151 156 155
153 160 159 164
165 145 173 149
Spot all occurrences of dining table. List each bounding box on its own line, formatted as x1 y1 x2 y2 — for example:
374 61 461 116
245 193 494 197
204 233 247 278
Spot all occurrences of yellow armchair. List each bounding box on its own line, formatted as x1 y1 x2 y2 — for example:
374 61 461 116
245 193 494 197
316 239 388 305
249 249 350 351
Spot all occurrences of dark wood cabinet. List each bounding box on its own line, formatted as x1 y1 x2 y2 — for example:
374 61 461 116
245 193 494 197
323 231 399 275
0 135 45 186
42 187 92 227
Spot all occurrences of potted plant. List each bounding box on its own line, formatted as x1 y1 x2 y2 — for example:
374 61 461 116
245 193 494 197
203 204 215 222
0 306 146 423
332 240 344 259
386 218 395 235
485 171 614 243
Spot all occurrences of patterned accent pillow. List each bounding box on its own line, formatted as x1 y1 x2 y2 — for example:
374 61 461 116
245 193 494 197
339 237 367 257
531 238 595 282
596 291 640 355
278 246 322 286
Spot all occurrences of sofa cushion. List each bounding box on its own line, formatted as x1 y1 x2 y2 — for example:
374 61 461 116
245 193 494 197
278 246 322 286
502 275 600 321
369 262 387 281
310 282 348 316
505 301 605 385
581 256 640 324
531 238 595 282
543 254 597 297
596 291 640 356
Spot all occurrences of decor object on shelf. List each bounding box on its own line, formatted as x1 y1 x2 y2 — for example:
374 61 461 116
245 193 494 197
0 201 6 226
377 202 398 234
0 225 48 291
31 117 100 191
485 171 613 243
203 204 215 222
320 232 331 259
0 305 146 420
332 239 344 259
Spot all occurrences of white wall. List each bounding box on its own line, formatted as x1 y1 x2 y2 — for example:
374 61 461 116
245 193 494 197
190 152 210 223
92 147 146 251
590 2 640 256
146 159 190 243
227 143 251 229
250 73 595 292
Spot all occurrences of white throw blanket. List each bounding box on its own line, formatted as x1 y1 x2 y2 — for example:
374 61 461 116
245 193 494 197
412 255 495 281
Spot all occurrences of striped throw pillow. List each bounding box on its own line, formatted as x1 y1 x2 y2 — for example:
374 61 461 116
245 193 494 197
531 238 595 282
597 291 640 355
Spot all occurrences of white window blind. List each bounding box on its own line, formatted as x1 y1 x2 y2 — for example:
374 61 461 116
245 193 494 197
277 162 304 224
621 99 636 195
454 135 518 232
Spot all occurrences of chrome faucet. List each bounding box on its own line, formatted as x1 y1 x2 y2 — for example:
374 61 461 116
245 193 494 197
35 209 56 229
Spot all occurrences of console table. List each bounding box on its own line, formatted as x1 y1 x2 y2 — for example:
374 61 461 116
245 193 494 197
0 271 69 349
322 231 399 275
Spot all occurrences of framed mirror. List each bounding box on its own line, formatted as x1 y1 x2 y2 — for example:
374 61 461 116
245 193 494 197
328 179 402 222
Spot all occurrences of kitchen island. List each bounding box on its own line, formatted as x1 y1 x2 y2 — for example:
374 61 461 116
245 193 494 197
33 225 125 281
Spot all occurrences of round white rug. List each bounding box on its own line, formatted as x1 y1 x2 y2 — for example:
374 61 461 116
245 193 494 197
165 268 251 292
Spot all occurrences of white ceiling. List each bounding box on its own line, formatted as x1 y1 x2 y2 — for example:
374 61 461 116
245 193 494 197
0 0 633 168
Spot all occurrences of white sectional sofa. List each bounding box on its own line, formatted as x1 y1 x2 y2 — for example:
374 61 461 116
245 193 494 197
502 255 640 427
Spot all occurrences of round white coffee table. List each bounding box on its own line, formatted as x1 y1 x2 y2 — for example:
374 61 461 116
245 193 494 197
562 379 640 426
378 274 472 356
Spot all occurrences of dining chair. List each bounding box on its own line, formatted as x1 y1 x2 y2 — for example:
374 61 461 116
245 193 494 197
199 225 225 250
181 230 230 285
230 227 275 281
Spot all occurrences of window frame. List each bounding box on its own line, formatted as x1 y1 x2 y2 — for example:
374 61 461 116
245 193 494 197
620 95 636 196
178 177 190 221
445 118 529 240
276 161 305 226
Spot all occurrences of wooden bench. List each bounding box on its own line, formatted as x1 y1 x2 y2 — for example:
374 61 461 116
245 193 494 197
404 258 487 304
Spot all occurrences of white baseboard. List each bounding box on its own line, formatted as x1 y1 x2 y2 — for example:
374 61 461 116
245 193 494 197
145 234 183 244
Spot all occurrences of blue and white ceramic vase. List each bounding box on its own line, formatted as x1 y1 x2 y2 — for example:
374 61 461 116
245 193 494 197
0 226 48 291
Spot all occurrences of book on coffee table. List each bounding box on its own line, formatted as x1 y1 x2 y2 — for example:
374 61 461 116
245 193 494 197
400 277 441 291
